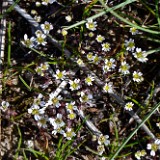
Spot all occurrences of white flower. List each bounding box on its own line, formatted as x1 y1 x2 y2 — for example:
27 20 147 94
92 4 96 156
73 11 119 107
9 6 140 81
40 21 53 34
1 101 10 112
41 0 56 5
85 75 94 86
103 82 113 93
135 150 146 159
35 33 47 46
101 42 111 52
32 94 45 107
103 58 116 72
34 15 42 22
79 91 93 103
119 61 130 75
86 19 97 31
125 102 134 111
49 113 65 129
65 15 72 22
21 34 35 48
37 115 48 128
87 52 94 61
125 38 135 51
97 145 105 155
98 134 110 146
92 54 101 64
96 35 105 43
52 126 65 135
69 79 81 91
67 112 76 120
61 29 68 36
133 71 144 83
77 58 84 66
133 48 148 63
88 32 94 37
35 66 45 76
40 62 49 71
28 105 45 121
54 70 66 80
63 128 76 140
47 93 62 108
66 101 77 112
130 27 139 35
147 139 160 156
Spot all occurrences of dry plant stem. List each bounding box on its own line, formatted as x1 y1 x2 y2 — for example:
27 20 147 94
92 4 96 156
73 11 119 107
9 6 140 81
7 0 156 140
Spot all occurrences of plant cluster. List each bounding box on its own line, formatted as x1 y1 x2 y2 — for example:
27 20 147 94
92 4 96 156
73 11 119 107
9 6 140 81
1 0 160 159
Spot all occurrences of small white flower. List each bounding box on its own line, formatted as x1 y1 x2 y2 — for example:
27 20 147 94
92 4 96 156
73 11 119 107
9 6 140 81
92 54 101 64
32 93 45 107
135 150 146 160
87 52 94 61
130 27 139 35
67 112 76 120
119 61 130 75
65 15 72 22
125 102 134 111
54 70 66 80
36 33 47 46
49 113 65 129
96 35 105 43
35 66 45 76
86 19 97 31
69 79 81 91
147 139 160 156
47 93 62 108
61 29 68 36
28 105 45 121
1 101 10 112
88 32 94 37
103 58 116 72
21 34 35 48
101 42 111 52
63 128 76 140
37 115 48 128
125 38 135 51
133 71 144 83
34 15 42 22
79 91 93 103
103 82 113 93
40 21 53 34
97 144 105 155
133 48 148 63
98 134 110 146
85 75 94 86
40 62 49 71
52 126 65 135
77 58 84 66
66 101 77 112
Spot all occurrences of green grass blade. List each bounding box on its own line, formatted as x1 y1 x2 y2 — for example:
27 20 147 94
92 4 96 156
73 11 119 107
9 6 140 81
14 125 22 160
155 0 160 28
110 101 160 160
19 75 32 91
